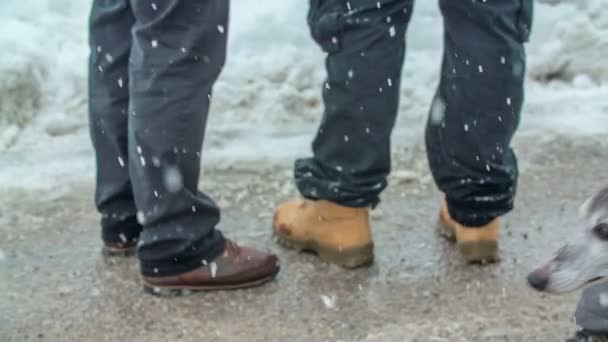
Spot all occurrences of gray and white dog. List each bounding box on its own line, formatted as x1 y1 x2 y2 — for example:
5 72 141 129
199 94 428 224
528 187 608 293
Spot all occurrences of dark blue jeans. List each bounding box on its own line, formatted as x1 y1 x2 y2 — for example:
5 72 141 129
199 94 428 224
295 0 533 227
89 0 227 276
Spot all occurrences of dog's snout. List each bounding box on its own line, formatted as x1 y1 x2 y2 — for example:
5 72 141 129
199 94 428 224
527 266 551 292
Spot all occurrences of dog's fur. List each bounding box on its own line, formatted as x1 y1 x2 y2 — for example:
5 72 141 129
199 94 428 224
528 186 608 294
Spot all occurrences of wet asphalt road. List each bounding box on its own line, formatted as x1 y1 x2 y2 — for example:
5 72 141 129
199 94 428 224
2 135 608 341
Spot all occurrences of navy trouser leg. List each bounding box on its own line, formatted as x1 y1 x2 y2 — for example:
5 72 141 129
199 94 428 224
89 0 229 276
426 0 533 226
295 0 414 208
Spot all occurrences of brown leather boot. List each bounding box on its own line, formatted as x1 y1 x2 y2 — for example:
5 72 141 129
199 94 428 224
102 240 138 257
142 240 279 296
273 199 373 268
438 199 499 263
566 330 608 342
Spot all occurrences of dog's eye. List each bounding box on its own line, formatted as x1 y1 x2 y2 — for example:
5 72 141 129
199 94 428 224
593 223 608 240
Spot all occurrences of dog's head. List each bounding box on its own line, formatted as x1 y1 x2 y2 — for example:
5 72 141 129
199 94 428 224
527 187 608 294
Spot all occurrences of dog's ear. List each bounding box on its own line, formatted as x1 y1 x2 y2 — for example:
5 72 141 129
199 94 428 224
580 186 608 219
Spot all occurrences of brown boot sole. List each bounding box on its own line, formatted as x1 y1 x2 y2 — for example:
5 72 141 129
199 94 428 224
438 220 498 264
142 272 279 296
275 233 373 269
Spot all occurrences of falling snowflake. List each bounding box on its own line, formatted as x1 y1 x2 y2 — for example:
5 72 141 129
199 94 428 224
599 292 608 307
217 25 225 34
136 211 145 224
163 166 183 193
429 96 446 125
320 294 336 309
210 262 218 278
151 40 158 48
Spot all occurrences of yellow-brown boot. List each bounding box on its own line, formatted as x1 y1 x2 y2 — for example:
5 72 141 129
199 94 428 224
438 199 499 263
273 199 374 268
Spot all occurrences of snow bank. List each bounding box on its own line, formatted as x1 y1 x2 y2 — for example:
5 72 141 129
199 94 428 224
1 0 607 190
0 1 323 148
210 1 324 129
0 0 606 151
0 0 89 147
529 0 608 83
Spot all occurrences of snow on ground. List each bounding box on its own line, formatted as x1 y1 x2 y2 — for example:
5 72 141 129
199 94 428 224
0 0 607 190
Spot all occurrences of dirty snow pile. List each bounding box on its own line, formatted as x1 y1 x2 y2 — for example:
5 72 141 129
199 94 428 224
0 0 607 154
0 0 319 148
521 0 608 135
530 0 608 83
0 0 89 147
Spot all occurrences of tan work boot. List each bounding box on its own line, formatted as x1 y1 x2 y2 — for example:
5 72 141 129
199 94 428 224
438 199 499 263
273 199 374 268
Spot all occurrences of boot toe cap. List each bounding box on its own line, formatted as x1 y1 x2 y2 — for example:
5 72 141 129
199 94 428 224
272 199 302 234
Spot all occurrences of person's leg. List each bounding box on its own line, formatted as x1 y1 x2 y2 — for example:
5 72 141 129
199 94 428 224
274 0 414 268
426 0 532 261
89 0 142 253
295 0 414 207
88 0 278 293
126 0 230 277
